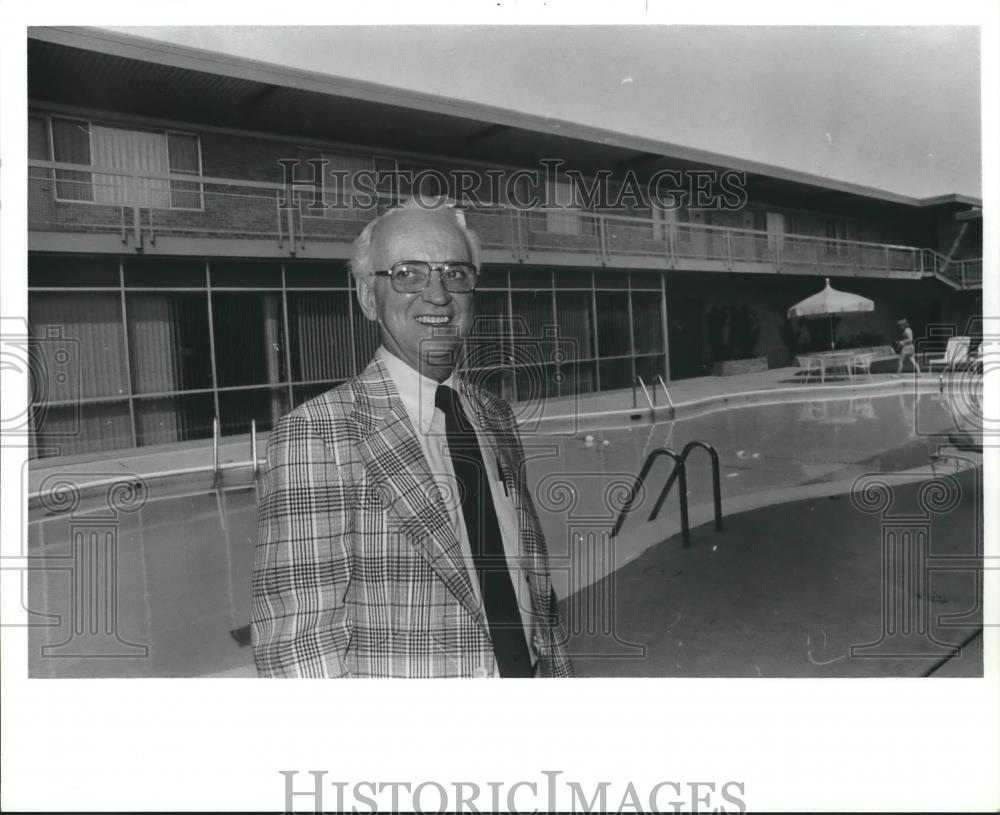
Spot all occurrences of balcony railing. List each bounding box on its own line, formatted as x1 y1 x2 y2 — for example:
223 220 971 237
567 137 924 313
28 161 982 288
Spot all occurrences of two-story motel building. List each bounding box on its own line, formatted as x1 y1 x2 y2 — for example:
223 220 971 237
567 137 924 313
26 27 983 459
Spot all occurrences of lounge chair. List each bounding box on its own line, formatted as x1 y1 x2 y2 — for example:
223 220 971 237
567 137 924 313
927 336 970 372
962 341 990 374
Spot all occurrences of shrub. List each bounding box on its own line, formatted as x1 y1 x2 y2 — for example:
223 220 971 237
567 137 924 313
707 304 761 361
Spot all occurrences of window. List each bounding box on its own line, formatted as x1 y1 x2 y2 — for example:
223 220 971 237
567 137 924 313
545 178 582 235
28 116 50 178
323 152 372 221
651 204 675 240
555 291 596 359
91 124 171 207
765 211 786 249
29 117 54 216
287 292 354 382
299 152 395 220
47 117 202 209
825 219 852 255
595 291 631 358
126 293 213 394
29 292 129 401
167 132 203 209
211 292 286 388
373 156 399 205
51 117 94 201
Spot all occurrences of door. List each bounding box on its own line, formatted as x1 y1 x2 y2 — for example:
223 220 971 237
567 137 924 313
667 294 707 380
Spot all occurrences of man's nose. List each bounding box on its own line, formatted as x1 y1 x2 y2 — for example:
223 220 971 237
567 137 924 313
421 270 452 304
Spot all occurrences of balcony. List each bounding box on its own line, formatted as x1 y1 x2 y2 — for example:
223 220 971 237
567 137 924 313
28 161 981 289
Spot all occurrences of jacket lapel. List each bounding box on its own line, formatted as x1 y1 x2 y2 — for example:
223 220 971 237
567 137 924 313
351 357 487 631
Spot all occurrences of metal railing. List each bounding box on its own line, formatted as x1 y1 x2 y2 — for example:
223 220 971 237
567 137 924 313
655 374 675 408
632 375 656 414
28 160 981 287
611 440 724 547
211 417 263 489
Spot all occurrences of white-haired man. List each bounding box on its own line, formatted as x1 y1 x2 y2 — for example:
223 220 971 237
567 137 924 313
252 204 574 678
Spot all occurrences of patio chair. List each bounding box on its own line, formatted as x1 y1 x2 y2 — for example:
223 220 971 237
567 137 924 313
798 355 825 383
927 336 970 372
848 352 875 382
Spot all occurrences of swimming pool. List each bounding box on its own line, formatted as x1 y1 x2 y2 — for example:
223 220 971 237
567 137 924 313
26 389 982 677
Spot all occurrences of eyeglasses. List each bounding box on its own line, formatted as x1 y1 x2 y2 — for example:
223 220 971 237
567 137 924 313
373 260 479 294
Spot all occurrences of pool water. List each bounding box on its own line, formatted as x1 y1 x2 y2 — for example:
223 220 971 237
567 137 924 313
26 391 982 677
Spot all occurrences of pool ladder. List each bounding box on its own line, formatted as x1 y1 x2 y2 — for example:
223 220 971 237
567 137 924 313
611 440 723 548
631 374 675 415
210 417 264 490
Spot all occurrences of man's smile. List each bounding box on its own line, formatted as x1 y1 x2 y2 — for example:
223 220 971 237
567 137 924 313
415 314 452 325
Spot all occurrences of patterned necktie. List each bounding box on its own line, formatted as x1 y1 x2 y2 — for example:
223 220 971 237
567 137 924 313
434 384 533 677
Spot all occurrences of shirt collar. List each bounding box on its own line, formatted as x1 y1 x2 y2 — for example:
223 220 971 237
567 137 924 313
377 346 457 434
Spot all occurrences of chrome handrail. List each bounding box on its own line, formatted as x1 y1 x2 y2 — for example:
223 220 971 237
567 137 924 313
611 446 687 543
211 417 220 489
612 440 724 547
655 374 675 408
251 418 259 480
635 376 655 414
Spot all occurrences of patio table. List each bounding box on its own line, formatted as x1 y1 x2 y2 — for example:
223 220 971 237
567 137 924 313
796 351 862 384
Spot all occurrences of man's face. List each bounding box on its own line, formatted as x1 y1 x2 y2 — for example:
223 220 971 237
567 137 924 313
356 209 475 382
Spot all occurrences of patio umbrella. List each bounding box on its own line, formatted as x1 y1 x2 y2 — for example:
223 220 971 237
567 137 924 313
786 278 874 350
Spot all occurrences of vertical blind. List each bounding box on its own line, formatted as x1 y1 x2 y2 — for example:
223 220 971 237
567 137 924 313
29 293 128 400
91 125 171 208
555 291 595 360
288 292 353 381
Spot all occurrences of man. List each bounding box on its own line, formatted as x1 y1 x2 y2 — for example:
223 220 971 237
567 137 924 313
252 203 574 678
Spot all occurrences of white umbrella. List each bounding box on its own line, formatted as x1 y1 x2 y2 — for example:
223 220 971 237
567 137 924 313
787 277 875 350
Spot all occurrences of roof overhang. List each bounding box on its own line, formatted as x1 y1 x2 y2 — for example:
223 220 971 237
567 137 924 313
28 26 982 216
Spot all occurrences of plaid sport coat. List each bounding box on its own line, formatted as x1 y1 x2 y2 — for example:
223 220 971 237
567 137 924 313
252 355 574 678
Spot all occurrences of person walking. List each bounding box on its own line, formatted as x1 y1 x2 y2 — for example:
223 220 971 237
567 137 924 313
896 318 920 375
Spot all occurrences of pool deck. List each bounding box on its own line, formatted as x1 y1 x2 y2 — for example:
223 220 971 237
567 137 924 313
25 364 984 679
565 467 983 678
27 365 947 499
520 366 947 430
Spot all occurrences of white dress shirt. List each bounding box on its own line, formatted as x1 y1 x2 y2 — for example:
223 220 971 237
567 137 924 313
377 347 536 675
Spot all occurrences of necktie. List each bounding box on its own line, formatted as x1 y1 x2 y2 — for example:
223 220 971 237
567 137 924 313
434 384 533 677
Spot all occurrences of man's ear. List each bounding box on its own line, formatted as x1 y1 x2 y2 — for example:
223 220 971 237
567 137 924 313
355 275 378 322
